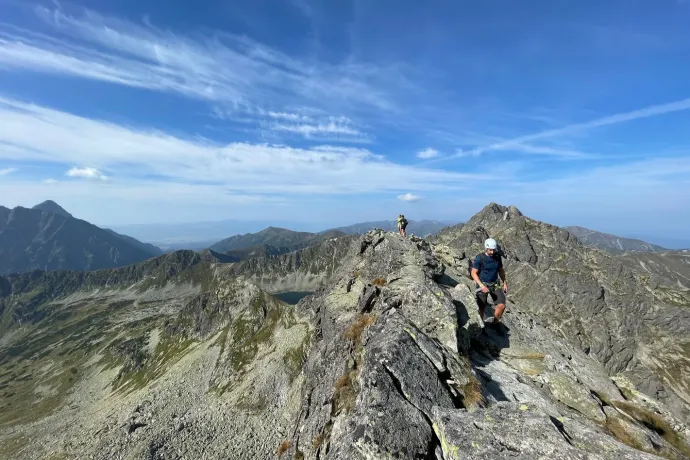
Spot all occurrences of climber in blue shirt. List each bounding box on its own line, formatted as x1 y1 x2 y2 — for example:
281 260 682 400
471 238 508 324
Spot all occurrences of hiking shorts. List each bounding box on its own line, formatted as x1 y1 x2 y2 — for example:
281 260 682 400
476 284 506 307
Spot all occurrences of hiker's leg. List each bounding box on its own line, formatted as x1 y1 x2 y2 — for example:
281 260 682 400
475 289 488 319
488 290 498 317
494 289 507 320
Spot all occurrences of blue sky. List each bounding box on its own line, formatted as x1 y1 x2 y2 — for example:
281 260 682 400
0 0 689 246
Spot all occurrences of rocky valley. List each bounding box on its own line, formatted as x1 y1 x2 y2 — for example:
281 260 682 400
1 203 689 459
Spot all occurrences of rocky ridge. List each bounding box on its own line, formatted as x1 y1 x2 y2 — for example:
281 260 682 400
0 204 689 459
436 204 690 426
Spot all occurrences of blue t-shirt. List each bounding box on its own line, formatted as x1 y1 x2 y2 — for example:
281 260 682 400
473 253 503 283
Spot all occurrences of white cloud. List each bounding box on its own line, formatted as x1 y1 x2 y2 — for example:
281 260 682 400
271 116 368 141
416 148 439 159
0 5 395 126
454 148 483 158
0 96 478 196
267 111 312 121
507 144 596 159
452 144 593 160
43 178 58 184
0 167 17 175
398 193 422 202
66 167 108 180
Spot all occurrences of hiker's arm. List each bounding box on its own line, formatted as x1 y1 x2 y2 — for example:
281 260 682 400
471 268 484 287
499 267 506 283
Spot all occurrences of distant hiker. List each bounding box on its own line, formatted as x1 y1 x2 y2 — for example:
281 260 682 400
397 214 408 237
471 238 508 324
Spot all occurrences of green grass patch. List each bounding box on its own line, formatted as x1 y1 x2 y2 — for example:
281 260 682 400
111 333 196 394
283 332 311 383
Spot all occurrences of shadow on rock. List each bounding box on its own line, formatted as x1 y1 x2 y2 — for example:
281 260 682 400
449 280 513 406
436 273 459 288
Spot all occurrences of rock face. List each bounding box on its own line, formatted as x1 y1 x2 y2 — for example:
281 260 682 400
1 203 689 459
617 250 690 291
566 226 667 254
227 234 357 293
0 202 162 275
438 203 690 425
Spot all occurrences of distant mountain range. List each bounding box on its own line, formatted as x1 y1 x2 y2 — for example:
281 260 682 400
209 227 346 260
206 221 451 261
565 226 667 254
0 201 163 275
111 219 455 251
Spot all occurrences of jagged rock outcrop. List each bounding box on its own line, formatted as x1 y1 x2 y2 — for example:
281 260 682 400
1 205 689 460
436 203 690 427
283 229 690 459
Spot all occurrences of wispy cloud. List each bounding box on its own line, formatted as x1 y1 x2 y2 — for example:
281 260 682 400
398 193 422 202
42 178 58 184
270 116 370 141
0 167 17 175
66 167 108 180
452 97 690 159
266 111 313 121
0 5 396 135
0 96 478 196
416 148 439 159
454 148 483 158
503 144 597 159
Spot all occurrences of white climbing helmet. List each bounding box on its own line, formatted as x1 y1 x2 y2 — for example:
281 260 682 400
484 238 498 250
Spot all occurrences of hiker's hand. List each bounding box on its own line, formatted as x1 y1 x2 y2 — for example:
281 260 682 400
480 285 489 293
503 282 508 293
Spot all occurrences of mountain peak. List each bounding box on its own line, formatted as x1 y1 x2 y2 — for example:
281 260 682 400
261 226 296 233
32 200 72 218
478 202 524 218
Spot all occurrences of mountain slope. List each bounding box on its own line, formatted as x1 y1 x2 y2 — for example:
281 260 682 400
0 203 161 275
566 225 667 254
103 228 164 257
617 250 690 290
1 205 689 459
210 227 347 259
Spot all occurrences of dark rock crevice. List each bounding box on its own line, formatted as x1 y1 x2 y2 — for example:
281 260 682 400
381 364 442 460
402 328 465 409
